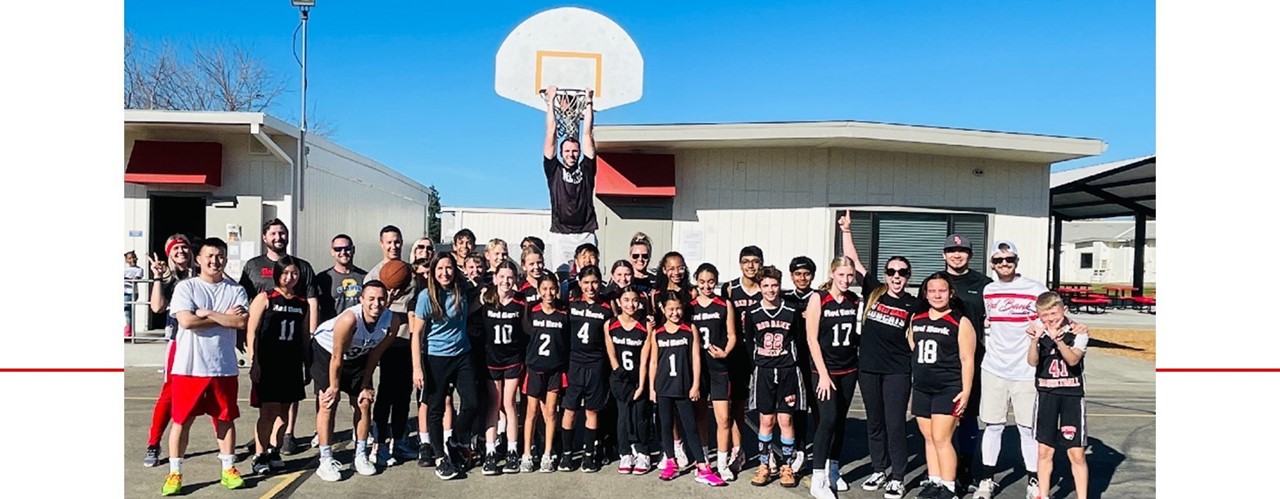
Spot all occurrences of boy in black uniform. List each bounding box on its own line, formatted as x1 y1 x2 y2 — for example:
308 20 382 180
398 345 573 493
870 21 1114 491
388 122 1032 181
721 245 764 472
744 266 805 489
1027 292 1089 499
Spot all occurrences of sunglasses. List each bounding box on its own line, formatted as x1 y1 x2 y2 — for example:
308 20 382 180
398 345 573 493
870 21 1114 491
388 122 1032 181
884 268 911 277
631 253 650 259
414 245 427 250
332 246 354 253
991 256 1018 264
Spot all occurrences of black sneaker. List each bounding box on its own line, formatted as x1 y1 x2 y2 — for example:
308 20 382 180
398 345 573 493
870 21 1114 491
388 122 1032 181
251 454 271 475
281 434 298 456
916 482 941 499
482 452 500 476
557 453 576 472
418 442 436 468
582 453 600 473
504 454 521 474
267 448 286 472
143 445 161 467
435 457 461 480
934 485 958 499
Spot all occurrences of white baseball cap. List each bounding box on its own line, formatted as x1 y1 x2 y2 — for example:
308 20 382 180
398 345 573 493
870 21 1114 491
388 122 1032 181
989 240 1019 259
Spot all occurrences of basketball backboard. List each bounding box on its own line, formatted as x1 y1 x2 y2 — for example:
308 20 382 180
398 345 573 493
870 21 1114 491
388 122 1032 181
495 7 643 112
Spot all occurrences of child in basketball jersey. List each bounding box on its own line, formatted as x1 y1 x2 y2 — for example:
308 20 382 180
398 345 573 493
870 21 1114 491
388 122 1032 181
518 247 545 306
744 266 806 488
721 246 764 473
520 273 570 473
560 265 614 472
650 291 726 486
1026 292 1089 499
804 256 861 499
246 257 310 475
782 255 817 477
480 261 529 475
604 286 654 475
909 273 977 499
690 263 739 481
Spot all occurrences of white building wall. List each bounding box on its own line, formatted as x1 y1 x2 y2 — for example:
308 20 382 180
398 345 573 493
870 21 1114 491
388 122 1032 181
989 214 1049 285
1060 240 1157 285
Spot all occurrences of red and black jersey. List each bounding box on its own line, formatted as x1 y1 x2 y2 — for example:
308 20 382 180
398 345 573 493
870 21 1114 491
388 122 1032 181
743 302 803 369
255 291 308 364
815 290 861 375
910 309 965 394
525 303 569 372
783 288 816 366
608 319 648 376
690 296 730 373
568 299 615 365
654 324 697 397
1035 320 1086 396
482 298 528 369
518 280 541 308
722 278 762 355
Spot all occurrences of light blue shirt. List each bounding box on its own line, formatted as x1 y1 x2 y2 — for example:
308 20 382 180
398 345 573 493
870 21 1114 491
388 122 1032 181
414 288 470 357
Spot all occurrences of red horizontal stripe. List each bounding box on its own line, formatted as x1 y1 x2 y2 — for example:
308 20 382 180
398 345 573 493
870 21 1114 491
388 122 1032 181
984 293 1038 300
1156 368 1280 373
990 316 1038 322
0 368 124 373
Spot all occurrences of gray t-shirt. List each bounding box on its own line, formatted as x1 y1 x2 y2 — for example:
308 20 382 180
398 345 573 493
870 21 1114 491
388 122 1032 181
315 265 367 323
367 259 417 339
238 254 320 300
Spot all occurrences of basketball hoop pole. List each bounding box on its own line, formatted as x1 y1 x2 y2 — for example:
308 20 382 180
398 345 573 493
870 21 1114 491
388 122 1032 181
291 1 311 255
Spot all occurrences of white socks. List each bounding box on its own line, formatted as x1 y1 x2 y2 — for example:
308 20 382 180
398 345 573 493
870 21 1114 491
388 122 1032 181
981 424 1004 467
218 454 235 471
170 457 183 474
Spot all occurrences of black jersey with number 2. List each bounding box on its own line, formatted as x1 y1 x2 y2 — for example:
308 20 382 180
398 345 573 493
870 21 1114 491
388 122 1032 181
910 309 964 394
483 298 527 368
655 324 696 397
815 290 861 375
525 304 570 372
568 299 615 365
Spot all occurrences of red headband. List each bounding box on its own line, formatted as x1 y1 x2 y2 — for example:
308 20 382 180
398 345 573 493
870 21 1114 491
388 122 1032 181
165 237 189 256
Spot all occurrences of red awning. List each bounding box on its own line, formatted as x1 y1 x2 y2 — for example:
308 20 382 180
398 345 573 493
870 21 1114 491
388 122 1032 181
596 153 675 197
125 140 223 186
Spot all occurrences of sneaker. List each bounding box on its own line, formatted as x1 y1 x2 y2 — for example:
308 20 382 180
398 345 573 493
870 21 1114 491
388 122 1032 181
617 453 634 474
751 464 771 486
632 453 651 475
729 448 744 473
282 434 299 455
435 458 461 480
769 453 779 477
252 454 271 475
311 434 320 448
935 485 959 499
220 467 246 490
863 471 889 491
394 438 418 462
1025 476 1040 499
354 453 377 476
540 455 556 473
316 458 342 482
696 467 728 487
973 478 996 499
792 449 807 474
160 472 182 496
268 449 286 471
557 454 575 472
831 461 850 492
916 482 945 499
482 452 500 476
674 443 690 469
519 455 536 473
719 465 737 482
144 445 161 467
810 471 836 499
504 455 521 474
582 453 600 473
779 464 798 488
884 479 906 499
659 458 679 481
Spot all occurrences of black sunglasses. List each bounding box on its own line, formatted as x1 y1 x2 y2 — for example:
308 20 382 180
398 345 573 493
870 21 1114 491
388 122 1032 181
414 245 430 250
332 246 353 253
884 268 911 277
631 253 650 259
991 256 1018 264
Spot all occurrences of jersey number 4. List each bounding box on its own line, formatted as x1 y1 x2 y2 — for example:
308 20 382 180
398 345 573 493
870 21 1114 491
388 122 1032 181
916 339 938 364
577 323 591 344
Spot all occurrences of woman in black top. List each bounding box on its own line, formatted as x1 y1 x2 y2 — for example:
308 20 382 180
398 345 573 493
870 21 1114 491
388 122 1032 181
245 256 309 474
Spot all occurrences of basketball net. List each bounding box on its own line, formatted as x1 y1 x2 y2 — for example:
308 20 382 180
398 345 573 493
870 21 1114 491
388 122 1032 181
541 88 590 140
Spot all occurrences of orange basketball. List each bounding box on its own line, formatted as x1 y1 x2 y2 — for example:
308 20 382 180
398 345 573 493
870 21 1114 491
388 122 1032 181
379 260 413 292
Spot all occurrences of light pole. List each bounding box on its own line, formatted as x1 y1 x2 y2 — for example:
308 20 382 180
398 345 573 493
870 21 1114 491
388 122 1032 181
291 0 313 255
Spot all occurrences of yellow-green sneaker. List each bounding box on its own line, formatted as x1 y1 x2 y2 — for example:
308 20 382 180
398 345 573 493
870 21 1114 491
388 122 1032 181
161 472 182 496
221 467 246 489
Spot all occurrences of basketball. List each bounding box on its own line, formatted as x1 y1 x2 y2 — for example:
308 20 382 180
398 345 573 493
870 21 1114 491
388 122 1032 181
379 259 413 292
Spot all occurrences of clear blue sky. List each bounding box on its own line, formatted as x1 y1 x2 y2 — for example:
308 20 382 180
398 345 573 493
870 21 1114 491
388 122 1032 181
125 0 1154 209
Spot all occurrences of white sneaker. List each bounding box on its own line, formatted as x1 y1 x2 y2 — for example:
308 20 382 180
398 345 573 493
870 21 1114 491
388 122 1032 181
617 453 634 474
316 458 342 482
862 471 889 491
809 471 836 499
632 453 651 475
883 479 905 499
972 478 996 499
719 464 737 482
829 460 849 492
793 449 807 474
729 447 745 472
1026 477 1041 499
311 434 320 447
354 453 377 476
674 443 690 469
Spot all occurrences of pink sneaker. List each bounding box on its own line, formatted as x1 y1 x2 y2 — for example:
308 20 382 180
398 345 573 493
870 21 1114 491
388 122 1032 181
695 467 727 487
659 459 678 481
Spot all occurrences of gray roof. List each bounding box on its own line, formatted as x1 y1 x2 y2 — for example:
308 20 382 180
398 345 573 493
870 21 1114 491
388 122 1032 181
1063 220 1157 243
1051 155 1155 221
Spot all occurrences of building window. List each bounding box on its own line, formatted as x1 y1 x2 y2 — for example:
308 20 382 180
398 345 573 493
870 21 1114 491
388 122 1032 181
834 210 988 286
1080 252 1094 269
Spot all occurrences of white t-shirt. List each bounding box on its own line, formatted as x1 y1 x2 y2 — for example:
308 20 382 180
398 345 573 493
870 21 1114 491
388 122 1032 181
981 275 1049 380
168 276 249 377
312 305 393 361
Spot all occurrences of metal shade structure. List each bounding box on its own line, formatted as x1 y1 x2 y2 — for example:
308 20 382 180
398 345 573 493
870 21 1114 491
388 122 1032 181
1049 155 1156 293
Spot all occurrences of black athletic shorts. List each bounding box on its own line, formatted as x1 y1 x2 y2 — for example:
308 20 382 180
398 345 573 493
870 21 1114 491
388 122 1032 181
562 362 609 411
751 366 805 414
728 355 752 402
704 369 731 402
310 341 369 398
1035 392 1087 448
488 363 525 381
910 387 964 418
523 368 567 399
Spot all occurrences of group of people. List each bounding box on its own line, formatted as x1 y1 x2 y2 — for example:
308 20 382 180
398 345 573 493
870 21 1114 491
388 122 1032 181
138 86 1092 499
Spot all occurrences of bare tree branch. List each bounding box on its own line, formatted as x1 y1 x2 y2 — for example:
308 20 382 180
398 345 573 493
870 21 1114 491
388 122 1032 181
125 32 288 114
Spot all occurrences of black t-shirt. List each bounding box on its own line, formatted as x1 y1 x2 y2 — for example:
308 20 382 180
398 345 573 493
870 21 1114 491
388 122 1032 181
315 266 367 323
1036 319 1086 396
544 154 598 234
947 269 992 337
859 274 924 374
782 288 816 366
239 254 319 301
